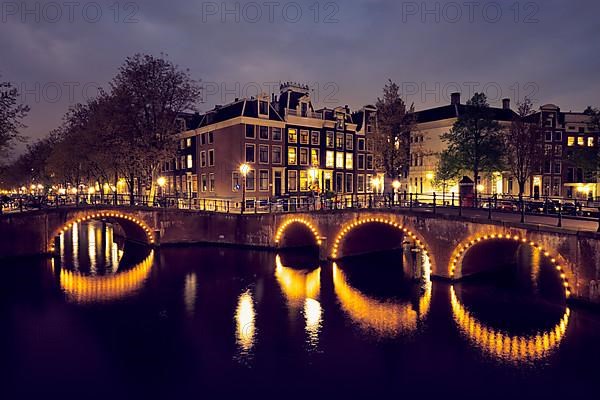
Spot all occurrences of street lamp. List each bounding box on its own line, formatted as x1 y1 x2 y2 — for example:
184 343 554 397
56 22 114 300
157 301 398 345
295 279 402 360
240 163 250 213
371 176 382 195
157 176 166 197
392 180 401 204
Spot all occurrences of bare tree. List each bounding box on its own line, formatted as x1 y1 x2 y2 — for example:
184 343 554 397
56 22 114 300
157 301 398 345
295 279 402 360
502 98 543 201
0 76 29 163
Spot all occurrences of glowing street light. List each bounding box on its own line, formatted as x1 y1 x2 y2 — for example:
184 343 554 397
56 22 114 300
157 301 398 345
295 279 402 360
157 176 166 187
371 176 382 195
240 163 250 213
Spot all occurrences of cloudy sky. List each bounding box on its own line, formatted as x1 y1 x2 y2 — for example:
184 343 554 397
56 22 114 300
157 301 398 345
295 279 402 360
1 0 599 154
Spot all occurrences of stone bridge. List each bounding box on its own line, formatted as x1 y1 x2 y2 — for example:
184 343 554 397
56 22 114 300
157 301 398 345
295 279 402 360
1 206 599 303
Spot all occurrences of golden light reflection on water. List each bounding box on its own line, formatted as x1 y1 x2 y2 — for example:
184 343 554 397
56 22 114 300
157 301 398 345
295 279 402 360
235 289 256 357
184 273 197 316
274 255 322 349
450 286 570 364
59 250 154 304
332 263 431 338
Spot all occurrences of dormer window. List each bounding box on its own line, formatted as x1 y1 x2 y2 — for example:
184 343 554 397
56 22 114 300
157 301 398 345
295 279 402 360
301 102 308 117
259 100 269 116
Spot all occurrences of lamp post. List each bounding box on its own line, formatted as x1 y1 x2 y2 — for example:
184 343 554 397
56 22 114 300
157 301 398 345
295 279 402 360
240 163 250 213
157 176 166 207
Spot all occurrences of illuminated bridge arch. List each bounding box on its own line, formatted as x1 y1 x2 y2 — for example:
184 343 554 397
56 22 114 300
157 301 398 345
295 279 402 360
275 217 322 247
449 232 572 299
331 217 431 261
49 210 155 252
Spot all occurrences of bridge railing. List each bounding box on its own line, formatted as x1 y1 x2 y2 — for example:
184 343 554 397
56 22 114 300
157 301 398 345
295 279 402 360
2 192 600 231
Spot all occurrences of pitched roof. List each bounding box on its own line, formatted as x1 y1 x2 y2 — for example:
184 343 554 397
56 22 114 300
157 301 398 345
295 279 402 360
197 98 284 128
415 104 516 123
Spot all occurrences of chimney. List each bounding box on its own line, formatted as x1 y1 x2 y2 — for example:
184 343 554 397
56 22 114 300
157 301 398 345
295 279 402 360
451 92 461 105
502 98 510 110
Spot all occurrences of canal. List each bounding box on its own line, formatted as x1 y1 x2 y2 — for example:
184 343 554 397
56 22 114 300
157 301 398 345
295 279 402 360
1 220 598 399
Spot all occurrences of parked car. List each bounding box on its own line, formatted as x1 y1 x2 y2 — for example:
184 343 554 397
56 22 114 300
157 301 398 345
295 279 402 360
560 201 578 215
497 201 517 211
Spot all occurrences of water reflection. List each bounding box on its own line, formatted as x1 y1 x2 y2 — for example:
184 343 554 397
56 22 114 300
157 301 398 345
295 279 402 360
450 286 570 363
56 221 153 304
184 273 198 316
332 262 431 338
274 254 323 349
235 289 256 359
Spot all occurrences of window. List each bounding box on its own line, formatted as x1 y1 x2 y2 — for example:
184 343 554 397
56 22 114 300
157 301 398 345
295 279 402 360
357 154 365 169
200 151 207 167
336 114 344 130
246 170 255 191
554 145 562 157
544 131 553 141
366 174 372 192
366 139 374 152
544 144 553 155
326 131 334 148
246 125 255 138
299 170 309 191
187 154 193 169
208 132 214 144
288 147 297 165
335 172 344 193
578 137 584 146
554 131 562 141
232 172 240 191
299 148 309 165
567 136 575 146
544 160 551 174
272 127 282 141
336 133 344 149
588 137 594 147
209 173 215 192
311 131 320 145
259 100 269 115
186 138 192 148
201 174 207 192
311 149 320 166
366 155 374 170
345 173 353 193
345 134 353 150
345 153 353 169
357 175 365 193
357 138 365 151
245 144 255 163
288 128 297 143
272 146 282 164
259 126 269 140
553 161 561 174
336 152 344 169
208 149 215 166
552 177 561 197
259 170 269 191
288 170 297 192
259 145 269 163
181 156 185 170
300 130 309 144
201 133 206 145
326 151 334 168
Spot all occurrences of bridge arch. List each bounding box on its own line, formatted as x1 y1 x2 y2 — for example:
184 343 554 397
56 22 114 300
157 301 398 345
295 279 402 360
275 217 322 248
449 232 572 298
49 210 155 253
331 216 430 259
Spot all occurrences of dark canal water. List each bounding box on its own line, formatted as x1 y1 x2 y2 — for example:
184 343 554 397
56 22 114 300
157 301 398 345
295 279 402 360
1 221 599 399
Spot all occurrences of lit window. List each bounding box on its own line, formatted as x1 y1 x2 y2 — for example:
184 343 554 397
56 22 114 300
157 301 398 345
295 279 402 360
288 147 297 165
326 131 334 148
578 137 584 146
567 136 575 146
299 170 309 191
588 137 594 147
300 130 309 144
187 154 193 169
336 133 344 149
326 151 334 168
345 153 353 169
186 138 192 148
288 128 297 143
311 149 320 166
336 152 344 168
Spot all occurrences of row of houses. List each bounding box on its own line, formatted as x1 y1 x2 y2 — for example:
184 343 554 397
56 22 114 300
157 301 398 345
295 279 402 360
161 83 599 205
